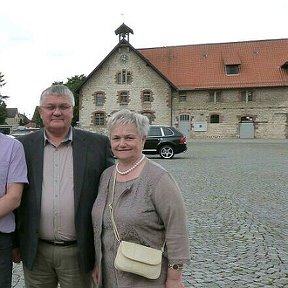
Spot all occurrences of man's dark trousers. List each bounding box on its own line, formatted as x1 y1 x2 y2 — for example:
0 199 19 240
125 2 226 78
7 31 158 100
0 232 13 288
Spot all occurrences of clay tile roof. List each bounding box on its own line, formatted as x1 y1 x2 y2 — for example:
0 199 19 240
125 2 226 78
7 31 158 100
222 52 241 65
138 39 288 90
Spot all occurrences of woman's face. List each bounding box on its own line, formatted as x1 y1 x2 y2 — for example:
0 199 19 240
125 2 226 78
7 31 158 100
110 123 146 163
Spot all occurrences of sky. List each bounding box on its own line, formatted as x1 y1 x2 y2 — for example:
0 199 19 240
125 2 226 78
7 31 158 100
0 0 287 118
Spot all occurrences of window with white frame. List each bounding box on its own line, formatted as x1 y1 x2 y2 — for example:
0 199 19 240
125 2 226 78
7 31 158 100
94 112 105 126
119 91 129 104
117 69 132 84
241 90 253 103
94 92 104 106
143 91 152 102
209 91 222 103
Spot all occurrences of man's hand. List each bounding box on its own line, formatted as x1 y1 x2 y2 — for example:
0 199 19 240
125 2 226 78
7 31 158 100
12 248 21 263
91 265 99 285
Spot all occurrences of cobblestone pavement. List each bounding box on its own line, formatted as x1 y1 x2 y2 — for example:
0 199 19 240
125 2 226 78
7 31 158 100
12 139 288 287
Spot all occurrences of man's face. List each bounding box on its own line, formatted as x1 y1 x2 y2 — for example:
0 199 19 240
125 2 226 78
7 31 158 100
39 95 73 136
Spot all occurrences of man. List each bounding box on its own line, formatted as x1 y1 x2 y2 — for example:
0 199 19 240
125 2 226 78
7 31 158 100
0 132 28 288
17 84 114 288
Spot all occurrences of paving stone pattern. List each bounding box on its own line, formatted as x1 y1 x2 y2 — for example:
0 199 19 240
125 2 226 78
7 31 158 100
12 139 288 287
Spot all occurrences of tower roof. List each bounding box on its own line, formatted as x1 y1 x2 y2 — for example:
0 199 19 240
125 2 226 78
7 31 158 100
115 23 134 43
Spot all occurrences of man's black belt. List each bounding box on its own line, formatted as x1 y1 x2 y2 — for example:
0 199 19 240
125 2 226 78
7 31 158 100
39 239 77 246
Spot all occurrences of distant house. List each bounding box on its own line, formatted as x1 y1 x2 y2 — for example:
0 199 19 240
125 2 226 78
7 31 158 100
77 23 288 139
18 113 30 126
5 108 20 129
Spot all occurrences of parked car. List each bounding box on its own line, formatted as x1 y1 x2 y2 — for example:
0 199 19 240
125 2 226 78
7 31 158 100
143 125 187 159
10 127 40 138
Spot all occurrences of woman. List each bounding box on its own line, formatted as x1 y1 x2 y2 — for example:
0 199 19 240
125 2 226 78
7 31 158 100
92 109 190 287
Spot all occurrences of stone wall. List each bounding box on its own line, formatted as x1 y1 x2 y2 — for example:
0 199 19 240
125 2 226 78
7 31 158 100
173 87 288 139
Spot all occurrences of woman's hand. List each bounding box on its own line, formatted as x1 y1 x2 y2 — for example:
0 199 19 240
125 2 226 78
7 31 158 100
166 278 185 288
165 268 185 288
91 265 99 285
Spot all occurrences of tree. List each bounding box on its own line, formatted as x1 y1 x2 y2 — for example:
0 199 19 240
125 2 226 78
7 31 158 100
63 75 86 126
0 72 8 125
31 106 43 128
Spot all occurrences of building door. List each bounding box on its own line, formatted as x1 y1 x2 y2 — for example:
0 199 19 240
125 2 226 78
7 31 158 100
239 116 255 139
179 114 190 138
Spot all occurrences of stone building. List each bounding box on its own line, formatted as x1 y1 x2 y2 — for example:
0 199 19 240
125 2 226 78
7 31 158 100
77 24 288 139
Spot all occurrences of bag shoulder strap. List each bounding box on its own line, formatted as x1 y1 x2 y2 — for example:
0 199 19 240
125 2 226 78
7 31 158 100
108 170 121 242
109 170 165 251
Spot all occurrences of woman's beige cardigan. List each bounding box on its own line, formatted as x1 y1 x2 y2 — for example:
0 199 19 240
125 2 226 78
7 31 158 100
92 159 190 287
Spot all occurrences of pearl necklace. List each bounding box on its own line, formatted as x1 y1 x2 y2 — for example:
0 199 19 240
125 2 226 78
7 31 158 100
116 154 145 175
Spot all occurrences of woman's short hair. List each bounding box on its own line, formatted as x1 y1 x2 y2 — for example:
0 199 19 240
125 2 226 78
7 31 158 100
108 109 150 138
40 84 75 106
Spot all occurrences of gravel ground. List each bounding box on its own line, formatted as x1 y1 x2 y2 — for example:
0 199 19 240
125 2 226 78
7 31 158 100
12 139 288 287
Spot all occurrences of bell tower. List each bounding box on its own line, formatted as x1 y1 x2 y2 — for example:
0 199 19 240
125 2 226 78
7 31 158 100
115 23 134 43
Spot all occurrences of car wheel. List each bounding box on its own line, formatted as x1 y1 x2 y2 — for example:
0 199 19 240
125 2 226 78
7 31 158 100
159 145 175 159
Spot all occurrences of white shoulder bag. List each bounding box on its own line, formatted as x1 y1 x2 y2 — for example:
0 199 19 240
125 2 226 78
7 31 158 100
108 170 164 279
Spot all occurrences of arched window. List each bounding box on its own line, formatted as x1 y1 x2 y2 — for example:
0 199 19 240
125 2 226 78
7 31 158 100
180 114 190 121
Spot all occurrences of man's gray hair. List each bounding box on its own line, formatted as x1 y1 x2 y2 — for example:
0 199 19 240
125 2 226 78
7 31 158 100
40 84 75 106
108 109 150 138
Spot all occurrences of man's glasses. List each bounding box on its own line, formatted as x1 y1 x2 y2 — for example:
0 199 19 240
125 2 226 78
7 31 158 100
40 104 72 112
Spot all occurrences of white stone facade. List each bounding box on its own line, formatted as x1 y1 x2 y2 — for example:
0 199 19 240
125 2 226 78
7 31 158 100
79 47 172 135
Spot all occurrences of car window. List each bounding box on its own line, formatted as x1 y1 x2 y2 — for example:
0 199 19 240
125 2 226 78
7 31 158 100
162 127 174 136
148 127 162 136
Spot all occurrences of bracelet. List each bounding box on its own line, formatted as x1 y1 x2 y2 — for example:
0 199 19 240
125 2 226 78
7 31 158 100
168 263 183 270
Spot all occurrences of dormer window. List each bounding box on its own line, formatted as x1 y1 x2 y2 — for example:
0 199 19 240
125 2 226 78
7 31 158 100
281 61 288 72
225 64 240 75
223 53 241 75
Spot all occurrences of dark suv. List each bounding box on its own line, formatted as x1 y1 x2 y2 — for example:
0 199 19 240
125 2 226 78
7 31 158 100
143 125 187 159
